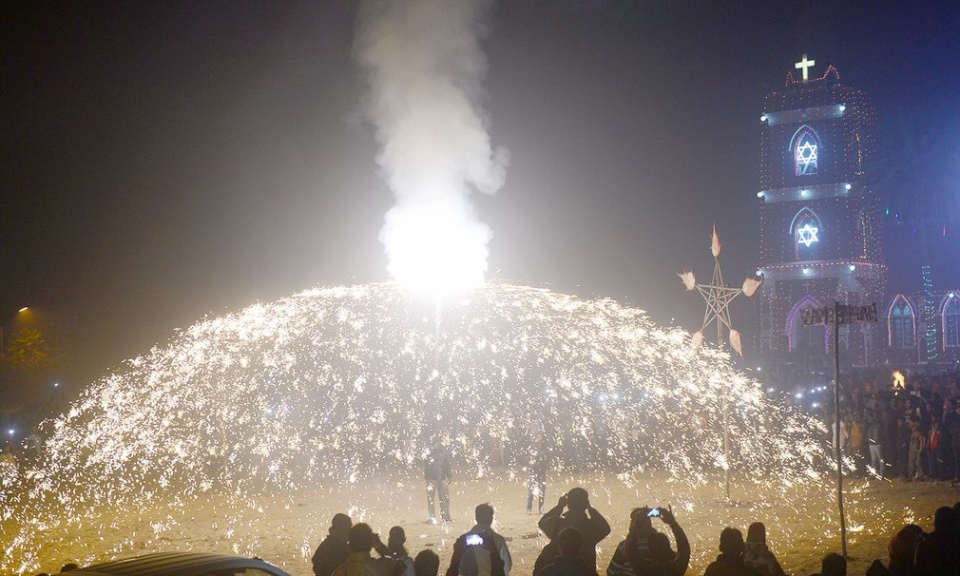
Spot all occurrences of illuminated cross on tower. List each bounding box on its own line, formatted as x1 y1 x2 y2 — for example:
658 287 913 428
795 54 816 81
678 226 762 500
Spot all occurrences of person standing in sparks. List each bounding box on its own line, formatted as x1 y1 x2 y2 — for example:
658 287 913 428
527 434 550 515
425 435 453 523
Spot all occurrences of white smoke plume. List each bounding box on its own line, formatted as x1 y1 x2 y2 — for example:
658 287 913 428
355 0 509 297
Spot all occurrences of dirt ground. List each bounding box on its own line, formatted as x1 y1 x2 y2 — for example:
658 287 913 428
11 468 959 576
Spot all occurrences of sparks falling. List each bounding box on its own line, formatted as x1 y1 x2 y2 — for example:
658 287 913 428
3 283 834 573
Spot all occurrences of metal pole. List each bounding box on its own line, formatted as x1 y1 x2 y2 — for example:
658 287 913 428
719 304 730 500
834 301 847 557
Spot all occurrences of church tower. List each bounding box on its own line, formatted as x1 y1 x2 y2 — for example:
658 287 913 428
756 57 886 369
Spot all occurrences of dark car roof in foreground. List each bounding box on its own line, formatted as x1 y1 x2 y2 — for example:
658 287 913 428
61 551 292 576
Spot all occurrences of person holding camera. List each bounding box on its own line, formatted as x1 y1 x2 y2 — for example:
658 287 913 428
538 488 611 572
445 503 511 576
607 506 689 576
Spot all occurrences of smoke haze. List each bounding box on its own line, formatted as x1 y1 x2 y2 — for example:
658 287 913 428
355 0 508 296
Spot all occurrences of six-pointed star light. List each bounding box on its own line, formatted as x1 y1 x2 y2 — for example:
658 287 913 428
797 223 819 247
796 141 817 165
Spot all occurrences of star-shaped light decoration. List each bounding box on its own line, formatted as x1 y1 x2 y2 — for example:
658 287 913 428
678 226 762 500
796 223 819 247
796 141 818 174
678 226 761 357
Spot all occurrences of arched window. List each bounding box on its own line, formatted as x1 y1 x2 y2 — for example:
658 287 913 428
943 294 960 348
887 295 915 348
790 125 820 176
790 207 822 260
786 295 827 353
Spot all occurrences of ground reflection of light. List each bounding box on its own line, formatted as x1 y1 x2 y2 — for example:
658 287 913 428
2 282 832 573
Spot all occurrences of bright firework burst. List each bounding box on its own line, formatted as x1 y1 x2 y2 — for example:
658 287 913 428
2 283 830 573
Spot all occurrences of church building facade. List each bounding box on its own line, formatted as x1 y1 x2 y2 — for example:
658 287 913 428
756 57 960 371
756 58 886 368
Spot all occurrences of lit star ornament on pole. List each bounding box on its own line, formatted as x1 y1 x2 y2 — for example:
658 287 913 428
679 226 761 357
679 226 761 499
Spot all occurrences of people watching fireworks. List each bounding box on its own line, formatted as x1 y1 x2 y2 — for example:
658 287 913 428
377 526 415 576
741 522 784 576
415 550 441 576
866 411 885 479
538 488 611 572
911 506 960 575
702 527 760 576
445 503 512 576
945 399 960 481
810 553 846 576
815 366 960 481
313 513 353 576
606 506 689 576
332 523 399 576
540 527 599 576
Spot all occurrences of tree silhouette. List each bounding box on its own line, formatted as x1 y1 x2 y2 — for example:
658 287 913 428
2 327 64 370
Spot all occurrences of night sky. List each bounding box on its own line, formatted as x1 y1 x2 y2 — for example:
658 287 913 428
2 1 958 403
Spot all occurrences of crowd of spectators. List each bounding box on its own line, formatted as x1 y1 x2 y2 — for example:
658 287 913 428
37 489 959 575
303 489 959 576
818 366 960 481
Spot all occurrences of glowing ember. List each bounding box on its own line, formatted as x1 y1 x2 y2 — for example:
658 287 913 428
3 283 830 573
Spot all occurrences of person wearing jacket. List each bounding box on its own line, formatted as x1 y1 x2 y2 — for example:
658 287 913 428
332 523 399 576
539 488 611 572
312 513 352 576
607 506 689 576
742 522 785 576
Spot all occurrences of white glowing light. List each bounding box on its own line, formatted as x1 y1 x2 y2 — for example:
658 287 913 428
795 54 816 81
795 141 818 174
381 202 490 298
796 224 819 247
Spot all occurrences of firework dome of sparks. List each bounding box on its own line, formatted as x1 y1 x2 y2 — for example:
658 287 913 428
1 282 832 572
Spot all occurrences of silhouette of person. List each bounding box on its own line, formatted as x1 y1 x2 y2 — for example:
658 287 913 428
312 513 353 576
916 506 960 576
742 522 784 576
425 436 453 523
446 503 511 576
527 434 550 515
888 524 925 575
539 488 611 572
702 528 761 576
332 523 399 576
378 526 415 576
540 527 599 576
415 550 441 576
607 506 689 576
811 553 846 576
